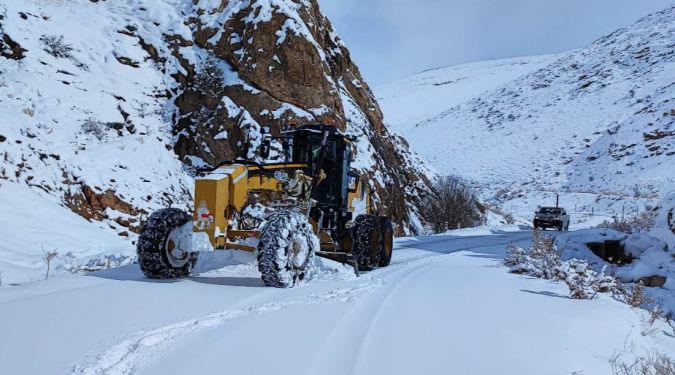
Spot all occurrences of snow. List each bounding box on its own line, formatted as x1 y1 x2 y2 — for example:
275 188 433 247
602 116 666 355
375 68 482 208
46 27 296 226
376 54 558 132
1 231 673 375
623 234 668 258
0 181 130 285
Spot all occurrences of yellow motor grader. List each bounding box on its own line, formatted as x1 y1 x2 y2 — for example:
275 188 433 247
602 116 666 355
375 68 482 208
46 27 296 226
137 125 393 287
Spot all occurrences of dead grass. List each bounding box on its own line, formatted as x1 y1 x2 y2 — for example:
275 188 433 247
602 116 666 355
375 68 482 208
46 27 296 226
610 351 675 375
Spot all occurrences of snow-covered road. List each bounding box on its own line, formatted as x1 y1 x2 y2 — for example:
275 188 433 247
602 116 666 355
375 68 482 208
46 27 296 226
1 231 672 375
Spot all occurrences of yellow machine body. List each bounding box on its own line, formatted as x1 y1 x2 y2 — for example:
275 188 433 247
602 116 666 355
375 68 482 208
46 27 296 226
193 163 333 251
193 162 371 252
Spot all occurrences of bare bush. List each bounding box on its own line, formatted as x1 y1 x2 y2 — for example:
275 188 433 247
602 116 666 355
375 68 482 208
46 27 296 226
40 35 73 58
43 248 59 280
610 351 675 375
81 118 109 141
505 229 561 279
628 281 646 308
597 212 655 234
505 230 623 300
639 307 662 337
631 184 646 199
194 55 225 96
419 176 481 233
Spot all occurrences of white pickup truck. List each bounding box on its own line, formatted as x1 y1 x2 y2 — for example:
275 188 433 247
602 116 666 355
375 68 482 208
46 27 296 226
533 207 570 231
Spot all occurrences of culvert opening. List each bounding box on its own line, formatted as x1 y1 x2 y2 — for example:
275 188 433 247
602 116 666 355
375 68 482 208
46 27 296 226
586 240 634 265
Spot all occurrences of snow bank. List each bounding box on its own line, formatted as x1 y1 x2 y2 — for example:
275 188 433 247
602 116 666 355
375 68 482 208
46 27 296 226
556 228 626 267
192 249 356 283
0 182 131 285
556 224 675 314
623 234 668 258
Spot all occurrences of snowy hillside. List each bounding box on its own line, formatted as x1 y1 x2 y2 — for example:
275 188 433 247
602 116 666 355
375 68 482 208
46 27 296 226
0 0 194 284
378 6 675 213
377 54 559 135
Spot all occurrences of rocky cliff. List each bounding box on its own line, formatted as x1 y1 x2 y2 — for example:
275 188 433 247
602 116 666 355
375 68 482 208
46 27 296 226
169 0 433 233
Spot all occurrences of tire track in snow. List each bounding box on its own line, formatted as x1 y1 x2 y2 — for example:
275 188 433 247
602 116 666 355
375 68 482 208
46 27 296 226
70 234 521 375
301 235 526 374
68 279 383 375
350 261 436 375
303 255 441 375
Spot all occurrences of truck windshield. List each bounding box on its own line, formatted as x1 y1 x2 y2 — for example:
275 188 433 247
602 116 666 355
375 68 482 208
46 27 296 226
538 207 561 214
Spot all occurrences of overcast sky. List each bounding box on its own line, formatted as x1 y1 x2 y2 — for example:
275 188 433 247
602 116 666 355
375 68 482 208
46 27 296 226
318 0 674 85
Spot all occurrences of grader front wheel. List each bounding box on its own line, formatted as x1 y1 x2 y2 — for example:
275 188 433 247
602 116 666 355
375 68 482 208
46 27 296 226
257 210 319 288
137 208 198 279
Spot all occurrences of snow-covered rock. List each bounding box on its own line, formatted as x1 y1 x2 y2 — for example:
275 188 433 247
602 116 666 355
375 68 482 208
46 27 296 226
623 233 668 258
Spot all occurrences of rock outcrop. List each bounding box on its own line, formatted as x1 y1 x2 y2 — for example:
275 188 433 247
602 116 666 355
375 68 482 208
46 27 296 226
170 0 433 234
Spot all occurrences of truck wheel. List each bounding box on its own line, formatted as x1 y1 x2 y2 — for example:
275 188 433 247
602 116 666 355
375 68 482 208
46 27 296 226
352 215 381 271
378 217 394 267
137 208 198 279
257 210 318 288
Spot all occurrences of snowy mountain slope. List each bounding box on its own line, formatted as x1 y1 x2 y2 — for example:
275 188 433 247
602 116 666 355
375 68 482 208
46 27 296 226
376 54 558 134
0 0 432 284
379 6 675 201
1 232 673 375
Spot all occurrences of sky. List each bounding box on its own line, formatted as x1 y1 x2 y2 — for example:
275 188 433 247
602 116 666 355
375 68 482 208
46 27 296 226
318 0 674 85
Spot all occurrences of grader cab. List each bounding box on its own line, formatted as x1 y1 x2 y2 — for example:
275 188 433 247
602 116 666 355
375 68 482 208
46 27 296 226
137 125 394 287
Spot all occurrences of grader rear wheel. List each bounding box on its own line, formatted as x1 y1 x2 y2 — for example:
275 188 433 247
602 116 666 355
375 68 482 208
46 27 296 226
378 217 394 267
257 210 318 288
352 215 382 271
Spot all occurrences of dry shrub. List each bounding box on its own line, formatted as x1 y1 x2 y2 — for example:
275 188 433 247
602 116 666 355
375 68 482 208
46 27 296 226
628 281 646 308
194 55 225 96
419 176 481 233
40 35 73 58
610 351 675 375
505 229 623 299
43 248 59 280
597 212 655 234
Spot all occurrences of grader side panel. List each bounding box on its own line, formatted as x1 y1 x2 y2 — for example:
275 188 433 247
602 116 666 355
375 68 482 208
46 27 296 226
193 164 292 250
194 174 229 249
229 166 249 212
